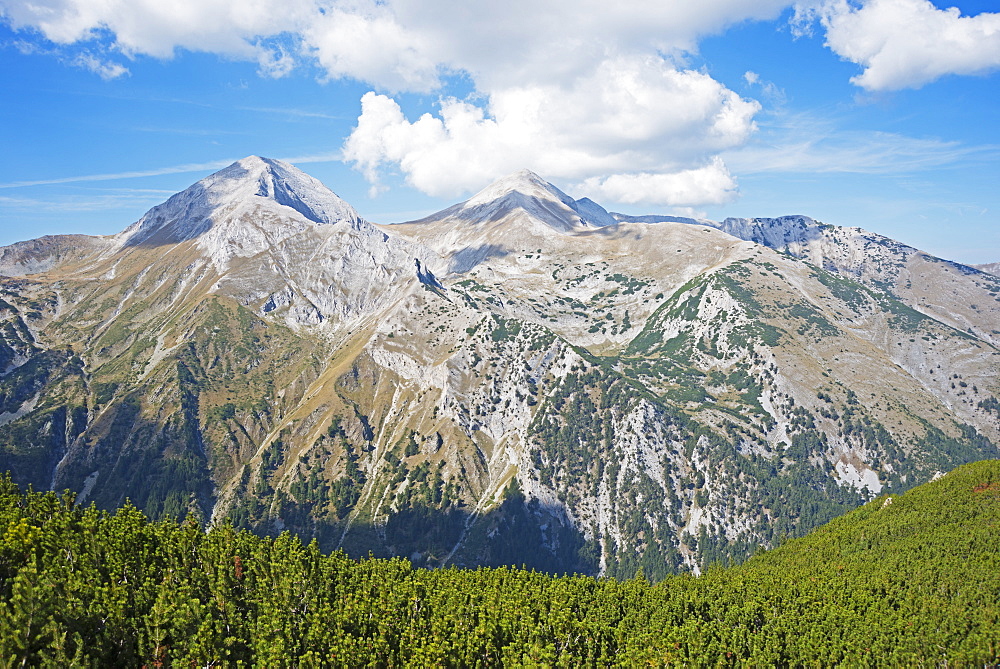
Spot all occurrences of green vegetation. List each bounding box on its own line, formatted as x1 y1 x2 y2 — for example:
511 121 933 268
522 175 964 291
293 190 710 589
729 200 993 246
783 301 839 338
489 315 522 342
814 268 872 309
3 241 999 639
1 460 997 665
603 272 650 295
526 356 876 578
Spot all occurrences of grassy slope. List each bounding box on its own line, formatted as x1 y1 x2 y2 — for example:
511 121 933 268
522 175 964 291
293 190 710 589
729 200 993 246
0 460 997 666
687 457 1000 664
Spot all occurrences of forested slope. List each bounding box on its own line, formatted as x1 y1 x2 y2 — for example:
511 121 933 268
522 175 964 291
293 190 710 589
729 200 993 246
1 460 998 666
3 161 999 578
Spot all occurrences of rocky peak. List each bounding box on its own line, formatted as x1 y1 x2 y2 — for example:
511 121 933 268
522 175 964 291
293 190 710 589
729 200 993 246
118 156 363 247
712 215 824 250
434 169 616 233
220 156 362 228
464 169 568 209
974 261 1000 277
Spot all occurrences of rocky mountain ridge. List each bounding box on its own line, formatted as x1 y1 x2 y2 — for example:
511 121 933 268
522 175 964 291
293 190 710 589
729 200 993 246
0 157 997 577
975 262 1000 277
120 156 364 247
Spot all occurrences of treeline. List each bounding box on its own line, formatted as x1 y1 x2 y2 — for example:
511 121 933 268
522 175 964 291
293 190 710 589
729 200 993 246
1 460 999 666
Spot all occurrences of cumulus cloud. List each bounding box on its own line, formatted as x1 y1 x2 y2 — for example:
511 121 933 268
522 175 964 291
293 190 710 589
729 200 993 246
382 0 789 90
343 56 760 206
0 0 309 60
797 0 1000 90
0 0 787 205
303 7 441 93
580 160 739 207
0 0 789 89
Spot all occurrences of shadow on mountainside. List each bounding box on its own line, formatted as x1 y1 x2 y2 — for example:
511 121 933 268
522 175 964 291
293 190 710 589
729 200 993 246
0 349 216 525
121 179 217 248
448 244 511 273
229 479 600 578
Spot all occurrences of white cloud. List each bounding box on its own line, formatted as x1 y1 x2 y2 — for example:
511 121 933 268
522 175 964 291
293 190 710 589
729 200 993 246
579 160 739 207
383 0 790 89
303 7 441 93
74 52 129 79
0 0 309 60
797 0 1000 90
0 0 791 89
343 57 760 206
313 2 778 204
0 0 786 204
743 70 786 103
256 45 295 79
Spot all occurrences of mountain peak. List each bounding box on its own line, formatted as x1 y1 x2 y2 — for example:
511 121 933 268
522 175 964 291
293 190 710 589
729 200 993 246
464 168 562 209
120 156 362 246
189 156 363 228
446 169 615 232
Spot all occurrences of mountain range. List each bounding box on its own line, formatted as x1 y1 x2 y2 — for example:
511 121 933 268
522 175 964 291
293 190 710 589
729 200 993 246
1 156 997 577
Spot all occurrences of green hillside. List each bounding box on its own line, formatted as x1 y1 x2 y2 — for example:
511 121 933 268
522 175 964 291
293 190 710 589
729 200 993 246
1 459 998 666
4 164 999 582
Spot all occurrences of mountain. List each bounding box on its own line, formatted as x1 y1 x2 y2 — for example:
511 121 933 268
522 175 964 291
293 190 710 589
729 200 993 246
688 215 1000 347
975 261 1000 277
410 168 617 233
615 213 1000 347
119 156 364 249
396 169 617 275
1 159 997 577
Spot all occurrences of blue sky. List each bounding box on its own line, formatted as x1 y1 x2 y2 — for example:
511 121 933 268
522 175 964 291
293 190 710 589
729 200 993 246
1 0 998 263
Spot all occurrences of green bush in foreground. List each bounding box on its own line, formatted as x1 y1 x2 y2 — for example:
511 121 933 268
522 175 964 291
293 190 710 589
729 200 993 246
1 460 998 666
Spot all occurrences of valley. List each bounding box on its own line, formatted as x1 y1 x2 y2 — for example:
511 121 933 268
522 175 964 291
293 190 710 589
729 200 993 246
1 157 997 578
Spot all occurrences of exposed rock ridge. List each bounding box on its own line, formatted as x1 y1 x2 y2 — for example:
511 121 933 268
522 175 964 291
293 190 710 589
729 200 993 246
974 262 1000 277
117 156 364 248
408 169 617 232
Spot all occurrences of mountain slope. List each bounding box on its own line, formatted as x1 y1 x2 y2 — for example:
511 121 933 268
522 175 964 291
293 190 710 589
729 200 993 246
394 169 617 275
0 160 997 578
1 460 996 665
975 261 1000 277
119 156 364 248
686 215 1000 347
389 201 998 572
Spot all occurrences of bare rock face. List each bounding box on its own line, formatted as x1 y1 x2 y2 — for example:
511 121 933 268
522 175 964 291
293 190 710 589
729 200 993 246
0 160 997 579
119 156 363 247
